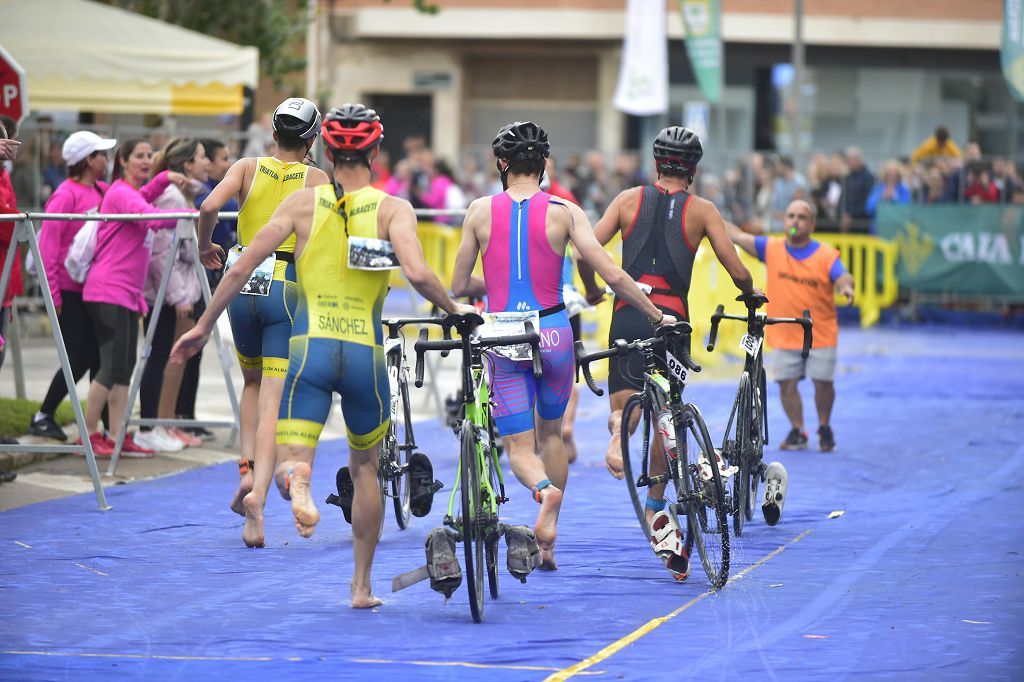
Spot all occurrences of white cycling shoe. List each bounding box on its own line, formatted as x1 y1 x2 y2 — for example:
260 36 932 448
649 510 690 582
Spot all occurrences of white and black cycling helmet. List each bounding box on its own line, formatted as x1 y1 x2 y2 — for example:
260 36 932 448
653 126 703 178
272 97 323 142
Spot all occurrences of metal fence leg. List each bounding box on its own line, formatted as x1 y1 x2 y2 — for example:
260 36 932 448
189 227 240 448
8 304 25 399
1 221 109 509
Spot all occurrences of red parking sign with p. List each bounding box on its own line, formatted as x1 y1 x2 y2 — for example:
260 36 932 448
0 46 29 125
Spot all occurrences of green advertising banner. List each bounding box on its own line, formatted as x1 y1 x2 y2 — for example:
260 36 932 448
877 204 1024 297
1003 0 1024 101
678 0 722 104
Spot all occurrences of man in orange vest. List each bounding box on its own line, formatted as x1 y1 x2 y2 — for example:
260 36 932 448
727 200 854 451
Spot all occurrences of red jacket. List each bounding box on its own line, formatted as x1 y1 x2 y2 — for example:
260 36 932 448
0 169 23 307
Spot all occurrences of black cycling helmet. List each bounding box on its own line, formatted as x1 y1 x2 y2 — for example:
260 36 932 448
272 97 322 142
492 121 550 162
653 126 702 178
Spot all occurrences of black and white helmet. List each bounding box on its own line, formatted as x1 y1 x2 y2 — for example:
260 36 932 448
492 121 550 163
653 126 703 177
272 97 322 141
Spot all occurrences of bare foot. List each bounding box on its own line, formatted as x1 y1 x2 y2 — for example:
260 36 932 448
534 485 563 556
241 491 266 548
539 546 558 571
351 582 383 609
605 450 625 479
287 462 320 538
230 466 254 516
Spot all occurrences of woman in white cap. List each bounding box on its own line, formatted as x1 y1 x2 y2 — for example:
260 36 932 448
29 131 117 441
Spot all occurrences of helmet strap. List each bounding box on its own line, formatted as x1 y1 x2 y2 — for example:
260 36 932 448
497 160 510 191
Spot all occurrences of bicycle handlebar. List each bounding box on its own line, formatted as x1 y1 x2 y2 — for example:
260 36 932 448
706 300 814 359
413 315 543 388
574 321 700 397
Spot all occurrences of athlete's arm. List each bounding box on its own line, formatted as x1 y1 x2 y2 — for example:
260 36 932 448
385 195 472 315
578 190 632 303
305 166 331 187
700 200 755 295
171 190 303 364
197 159 248 269
451 198 488 299
564 203 674 326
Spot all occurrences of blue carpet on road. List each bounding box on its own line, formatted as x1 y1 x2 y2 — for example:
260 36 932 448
1 323 1022 680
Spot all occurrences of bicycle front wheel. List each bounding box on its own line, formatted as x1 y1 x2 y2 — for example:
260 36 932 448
723 373 752 536
390 375 414 529
459 421 485 622
679 404 730 589
621 393 653 541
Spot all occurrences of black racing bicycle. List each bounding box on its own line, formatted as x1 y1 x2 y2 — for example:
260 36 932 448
707 294 812 536
577 322 731 589
326 316 446 537
414 312 542 623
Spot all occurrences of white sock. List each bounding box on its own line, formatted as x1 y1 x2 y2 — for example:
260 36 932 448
33 412 47 422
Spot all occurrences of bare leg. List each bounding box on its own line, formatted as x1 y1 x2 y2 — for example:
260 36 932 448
84 380 111 435
503 427 564 570
157 316 194 419
604 389 633 479
812 379 835 426
349 443 383 608
230 366 262 516
778 379 804 431
275 444 319 538
241 375 286 548
561 385 579 464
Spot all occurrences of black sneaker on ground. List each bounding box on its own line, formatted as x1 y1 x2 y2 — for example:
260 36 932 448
780 427 808 450
818 425 836 452
28 414 69 441
186 426 215 441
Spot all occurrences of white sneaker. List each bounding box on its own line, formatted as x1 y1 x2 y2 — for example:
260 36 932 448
134 427 184 453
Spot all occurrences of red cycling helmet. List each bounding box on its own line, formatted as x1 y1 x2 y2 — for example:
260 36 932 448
321 104 384 162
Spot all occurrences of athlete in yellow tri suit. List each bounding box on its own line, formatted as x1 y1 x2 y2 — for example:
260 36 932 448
196 98 330 548
174 104 474 608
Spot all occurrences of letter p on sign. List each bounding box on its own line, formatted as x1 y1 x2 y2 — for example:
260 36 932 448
0 46 29 125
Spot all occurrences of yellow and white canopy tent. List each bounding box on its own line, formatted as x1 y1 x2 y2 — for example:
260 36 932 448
0 0 259 115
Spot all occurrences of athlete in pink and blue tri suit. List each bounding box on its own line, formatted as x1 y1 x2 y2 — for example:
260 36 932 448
482 189 575 436
452 122 676 569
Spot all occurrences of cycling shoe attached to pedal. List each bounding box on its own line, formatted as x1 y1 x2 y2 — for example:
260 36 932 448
650 510 690 582
325 466 354 524
761 460 788 526
503 524 541 583
425 527 463 598
409 452 443 518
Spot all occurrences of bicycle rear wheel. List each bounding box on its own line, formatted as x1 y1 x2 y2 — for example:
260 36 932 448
460 421 485 622
679 404 730 589
390 374 413 529
485 415 501 599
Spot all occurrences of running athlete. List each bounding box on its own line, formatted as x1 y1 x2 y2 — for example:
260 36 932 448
579 127 759 578
195 98 330 547
451 121 675 569
173 104 474 608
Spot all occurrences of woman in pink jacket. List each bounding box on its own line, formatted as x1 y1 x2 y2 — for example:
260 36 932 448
80 138 189 457
29 131 115 441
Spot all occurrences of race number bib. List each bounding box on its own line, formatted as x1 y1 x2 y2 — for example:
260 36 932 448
665 349 688 383
739 333 763 358
348 236 399 270
226 246 275 296
479 310 540 361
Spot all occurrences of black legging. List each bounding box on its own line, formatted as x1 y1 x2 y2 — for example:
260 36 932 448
39 291 109 428
140 304 177 422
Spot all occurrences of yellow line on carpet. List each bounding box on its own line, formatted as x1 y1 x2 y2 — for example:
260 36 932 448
546 529 815 681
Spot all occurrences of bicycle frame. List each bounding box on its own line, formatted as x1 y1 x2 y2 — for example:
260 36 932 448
445 353 507 531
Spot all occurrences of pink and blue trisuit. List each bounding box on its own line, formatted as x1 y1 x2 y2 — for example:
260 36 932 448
482 191 575 437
